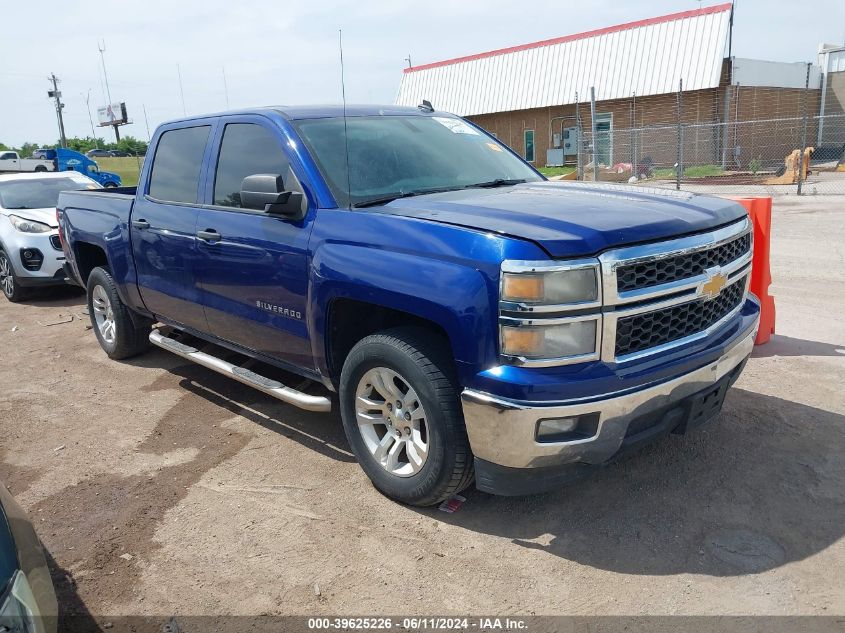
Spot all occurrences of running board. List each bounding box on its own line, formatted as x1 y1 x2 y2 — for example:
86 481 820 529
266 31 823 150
149 329 331 412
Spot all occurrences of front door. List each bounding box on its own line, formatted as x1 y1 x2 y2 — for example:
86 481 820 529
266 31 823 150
194 119 314 368
131 124 212 331
595 113 613 167
0 152 21 172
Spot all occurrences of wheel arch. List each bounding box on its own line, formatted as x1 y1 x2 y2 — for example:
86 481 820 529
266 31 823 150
325 298 457 389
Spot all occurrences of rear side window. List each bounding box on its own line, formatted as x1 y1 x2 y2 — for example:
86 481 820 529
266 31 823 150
149 126 211 203
213 123 289 208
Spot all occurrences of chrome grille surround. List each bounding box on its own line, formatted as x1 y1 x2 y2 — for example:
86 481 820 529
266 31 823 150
498 216 753 367
598 216 753 363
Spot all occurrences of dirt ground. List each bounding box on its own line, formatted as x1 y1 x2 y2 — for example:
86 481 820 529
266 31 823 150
1 195 843 624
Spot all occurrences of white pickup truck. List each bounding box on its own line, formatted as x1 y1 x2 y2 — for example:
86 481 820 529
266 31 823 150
0 151 55 173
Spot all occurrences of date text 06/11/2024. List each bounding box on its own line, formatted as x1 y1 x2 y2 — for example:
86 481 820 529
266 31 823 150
306 617 528 630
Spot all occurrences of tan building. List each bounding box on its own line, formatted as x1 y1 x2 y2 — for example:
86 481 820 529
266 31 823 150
396 3 824 171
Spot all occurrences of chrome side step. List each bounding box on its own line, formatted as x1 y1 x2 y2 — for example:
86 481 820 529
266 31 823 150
149 329 332 412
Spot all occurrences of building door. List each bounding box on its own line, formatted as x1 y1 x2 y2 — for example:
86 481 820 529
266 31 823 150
595 113 613 166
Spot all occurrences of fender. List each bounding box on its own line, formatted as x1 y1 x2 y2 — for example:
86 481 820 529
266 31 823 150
61 202 145 311
308 208 546 384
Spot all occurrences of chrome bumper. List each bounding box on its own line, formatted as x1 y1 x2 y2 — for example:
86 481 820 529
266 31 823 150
461 314 759 470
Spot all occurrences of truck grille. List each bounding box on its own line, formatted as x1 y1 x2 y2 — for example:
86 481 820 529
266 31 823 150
615 275 747 357
616 232 750 293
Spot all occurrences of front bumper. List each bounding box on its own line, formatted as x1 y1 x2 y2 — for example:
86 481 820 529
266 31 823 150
461 305 760 495
2 230 67 287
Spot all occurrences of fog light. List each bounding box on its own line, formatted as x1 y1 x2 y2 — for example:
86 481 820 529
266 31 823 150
536 413 600 443
19 248 44 271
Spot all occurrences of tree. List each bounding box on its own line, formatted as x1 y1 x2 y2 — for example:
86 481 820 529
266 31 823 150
19 143 39 158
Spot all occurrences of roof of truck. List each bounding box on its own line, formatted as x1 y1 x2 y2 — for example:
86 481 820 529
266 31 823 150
161 104 442 127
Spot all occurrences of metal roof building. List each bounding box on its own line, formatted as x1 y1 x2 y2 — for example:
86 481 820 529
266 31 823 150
396 3 734 116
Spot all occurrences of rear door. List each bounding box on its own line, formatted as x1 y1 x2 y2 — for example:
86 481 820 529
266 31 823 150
193 116 315 368
130 123 213 330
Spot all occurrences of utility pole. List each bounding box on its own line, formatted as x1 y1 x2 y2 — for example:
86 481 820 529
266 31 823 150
222 65 230 109
48 74 67 148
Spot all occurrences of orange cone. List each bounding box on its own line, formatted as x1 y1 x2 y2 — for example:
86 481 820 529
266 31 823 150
727 196 775 345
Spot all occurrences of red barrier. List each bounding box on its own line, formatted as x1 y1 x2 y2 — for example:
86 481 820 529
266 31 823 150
727 196 775 345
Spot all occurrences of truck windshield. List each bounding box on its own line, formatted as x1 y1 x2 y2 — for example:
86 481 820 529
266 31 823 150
293 115 543 208
0 177 94 209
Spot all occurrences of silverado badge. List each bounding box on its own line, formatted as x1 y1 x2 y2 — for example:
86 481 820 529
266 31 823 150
700 272 728 300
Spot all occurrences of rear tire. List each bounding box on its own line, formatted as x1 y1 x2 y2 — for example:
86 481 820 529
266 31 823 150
34 165 47 172
0 249 30 303
339 327 474 506
86 267 151 359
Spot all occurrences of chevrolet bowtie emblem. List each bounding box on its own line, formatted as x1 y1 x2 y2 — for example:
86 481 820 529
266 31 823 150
700 272 728 300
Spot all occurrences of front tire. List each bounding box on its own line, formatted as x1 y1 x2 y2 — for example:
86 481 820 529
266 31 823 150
339 327 474 506
0 249 30 303
86 267 151 359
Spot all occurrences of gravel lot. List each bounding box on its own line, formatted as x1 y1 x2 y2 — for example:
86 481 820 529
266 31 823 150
1 195 843 625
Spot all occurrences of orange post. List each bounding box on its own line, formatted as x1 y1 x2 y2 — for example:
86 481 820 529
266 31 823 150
727 196 775 345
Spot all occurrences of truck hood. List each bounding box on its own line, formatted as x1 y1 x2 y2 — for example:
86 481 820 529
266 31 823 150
380 182 747 258
3 207 57 228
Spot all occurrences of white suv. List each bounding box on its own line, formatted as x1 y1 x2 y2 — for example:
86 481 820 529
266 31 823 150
0 172 100 301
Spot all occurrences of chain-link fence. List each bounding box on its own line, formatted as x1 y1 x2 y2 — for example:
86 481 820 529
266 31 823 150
575 113 845 195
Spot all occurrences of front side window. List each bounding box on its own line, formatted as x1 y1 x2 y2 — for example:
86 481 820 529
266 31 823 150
0 153 15 161
148 126 211 204
213 123 289 208
524 130 535 163
293 115 542 208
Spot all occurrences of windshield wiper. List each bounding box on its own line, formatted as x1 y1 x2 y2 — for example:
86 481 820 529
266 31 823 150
352 180 526 208
462 178 526 189
352 187 457 208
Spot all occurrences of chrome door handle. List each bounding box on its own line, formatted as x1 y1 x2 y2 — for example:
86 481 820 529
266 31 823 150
132 219 150 229
196 229 222 243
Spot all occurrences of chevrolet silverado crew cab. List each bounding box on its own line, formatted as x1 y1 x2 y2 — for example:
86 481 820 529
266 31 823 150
58 105 760 506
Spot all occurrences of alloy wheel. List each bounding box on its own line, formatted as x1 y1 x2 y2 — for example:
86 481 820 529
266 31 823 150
91 285 116 344
355 366 430 477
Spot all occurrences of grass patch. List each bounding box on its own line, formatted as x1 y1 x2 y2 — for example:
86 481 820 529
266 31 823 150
538 166 577 177
94 156 145 187
651 164 725 180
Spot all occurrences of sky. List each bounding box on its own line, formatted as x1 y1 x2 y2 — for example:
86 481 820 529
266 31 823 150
1 0 843 147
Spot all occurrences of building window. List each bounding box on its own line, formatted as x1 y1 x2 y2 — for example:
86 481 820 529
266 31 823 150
524 130 535 163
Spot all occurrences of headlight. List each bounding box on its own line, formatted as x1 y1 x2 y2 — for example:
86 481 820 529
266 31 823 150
9 216 51 234
499 259 602 366
0 571 38 633
501 317 599 361
501 260 599 307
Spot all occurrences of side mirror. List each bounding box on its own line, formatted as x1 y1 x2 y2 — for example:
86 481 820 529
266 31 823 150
240 173 304 218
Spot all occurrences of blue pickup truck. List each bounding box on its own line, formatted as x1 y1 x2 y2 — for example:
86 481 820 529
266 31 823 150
57 105 760 505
